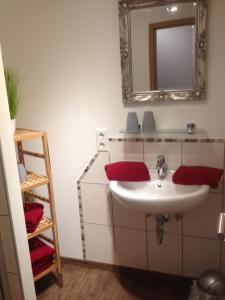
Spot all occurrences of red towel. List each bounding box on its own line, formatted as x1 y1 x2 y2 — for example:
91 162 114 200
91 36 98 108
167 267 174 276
32 255 54 276
29 237 55 276
24 203 44 225
105 161 150 181
26 214 43 233
172 166 223 189
32 260 54 276
32 255 54 268
29 237 55 264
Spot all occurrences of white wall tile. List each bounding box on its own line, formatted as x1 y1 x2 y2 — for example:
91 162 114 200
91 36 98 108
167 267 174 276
82 141 225 278
7 273 23 300
183 193 222 239
81 152 109 184
112 194 146 230
114 227 147 270
183 236 220 278
182 142 224 169
147 232 182 275
147 214 182 235
84 223 115 264
211 176 223 194
221 196 225 266
144 142 181 170
81 183 112 225
220 242 225 275
223 196 225 213
182 143 224 194
109 141 144 163
0 216 18 273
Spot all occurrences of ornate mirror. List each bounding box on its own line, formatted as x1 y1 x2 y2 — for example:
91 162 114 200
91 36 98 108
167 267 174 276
119 0 207 103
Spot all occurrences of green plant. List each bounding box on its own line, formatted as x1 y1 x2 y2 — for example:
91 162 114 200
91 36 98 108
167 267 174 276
4 68 21 119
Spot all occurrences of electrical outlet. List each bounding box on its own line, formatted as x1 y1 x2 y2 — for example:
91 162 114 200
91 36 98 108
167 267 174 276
96 128 109 152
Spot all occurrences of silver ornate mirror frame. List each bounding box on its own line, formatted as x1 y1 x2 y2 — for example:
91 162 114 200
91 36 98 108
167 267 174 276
119 0 207 104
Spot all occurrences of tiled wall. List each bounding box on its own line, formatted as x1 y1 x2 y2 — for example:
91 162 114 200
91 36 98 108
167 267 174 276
0 161 23 300
78 140 225 278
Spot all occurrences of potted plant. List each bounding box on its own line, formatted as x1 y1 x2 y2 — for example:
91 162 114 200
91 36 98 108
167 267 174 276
4 68 21 133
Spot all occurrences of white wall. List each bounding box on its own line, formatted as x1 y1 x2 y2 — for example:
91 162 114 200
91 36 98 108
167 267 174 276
0 0 225 259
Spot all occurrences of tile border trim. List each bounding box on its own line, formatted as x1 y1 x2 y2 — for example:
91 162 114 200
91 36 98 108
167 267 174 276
109 137 225 143
77 152 100 260
78 153 100 183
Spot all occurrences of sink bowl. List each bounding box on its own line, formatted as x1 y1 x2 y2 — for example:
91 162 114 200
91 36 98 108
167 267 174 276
110 170 209 214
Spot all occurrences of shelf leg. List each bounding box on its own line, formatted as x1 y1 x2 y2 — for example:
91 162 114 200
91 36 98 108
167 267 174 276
42 133 63 288
57 272 63 288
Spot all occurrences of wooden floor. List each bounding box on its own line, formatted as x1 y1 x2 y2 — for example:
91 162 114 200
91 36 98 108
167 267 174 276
36 263 192 300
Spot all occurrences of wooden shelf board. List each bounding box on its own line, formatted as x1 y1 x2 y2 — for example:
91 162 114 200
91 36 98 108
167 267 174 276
21 172 49 192
27 218 54 239
34 262 57 282
14 128 46 142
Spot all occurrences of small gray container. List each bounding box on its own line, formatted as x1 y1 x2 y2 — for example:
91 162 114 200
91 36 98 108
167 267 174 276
126 112 139 133
142 111 155 133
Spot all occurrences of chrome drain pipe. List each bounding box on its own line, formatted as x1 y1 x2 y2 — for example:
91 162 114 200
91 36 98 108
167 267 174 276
147 213 183 245
155 215 170 245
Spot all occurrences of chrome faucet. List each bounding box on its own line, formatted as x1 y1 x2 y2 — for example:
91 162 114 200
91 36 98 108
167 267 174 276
156 155 167 178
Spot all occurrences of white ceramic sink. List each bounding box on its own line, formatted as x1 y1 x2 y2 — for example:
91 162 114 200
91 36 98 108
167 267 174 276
110 170 209 214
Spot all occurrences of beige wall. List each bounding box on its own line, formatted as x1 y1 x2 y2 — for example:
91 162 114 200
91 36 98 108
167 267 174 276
0 0 225 259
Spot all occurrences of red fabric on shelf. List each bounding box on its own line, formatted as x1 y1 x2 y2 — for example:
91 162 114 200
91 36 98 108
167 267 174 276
29 237 55 264
24 203 44 226
105 161 150 181
32 261 54 277
26 213 43 233
32 256 54 268
172 166 223 189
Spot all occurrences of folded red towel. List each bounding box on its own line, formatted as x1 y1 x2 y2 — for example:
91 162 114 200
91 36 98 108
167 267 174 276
24 203 44 226
26 213 43 233
29 237 55 264
32 260 54 276
105 161 150 181
32 255 54 268
172 166 223 189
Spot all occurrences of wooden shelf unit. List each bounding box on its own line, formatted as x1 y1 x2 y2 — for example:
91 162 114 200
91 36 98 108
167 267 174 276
14 128 63 287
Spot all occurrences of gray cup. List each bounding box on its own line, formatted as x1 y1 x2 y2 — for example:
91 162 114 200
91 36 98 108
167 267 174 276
142 111 155 133
17 163 27 182
126 112 139 133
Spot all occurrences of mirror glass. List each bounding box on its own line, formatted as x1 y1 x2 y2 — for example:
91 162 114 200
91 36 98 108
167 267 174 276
119 0 207 103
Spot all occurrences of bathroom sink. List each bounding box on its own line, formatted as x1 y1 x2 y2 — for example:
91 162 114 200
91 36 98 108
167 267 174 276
110 170 209 214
